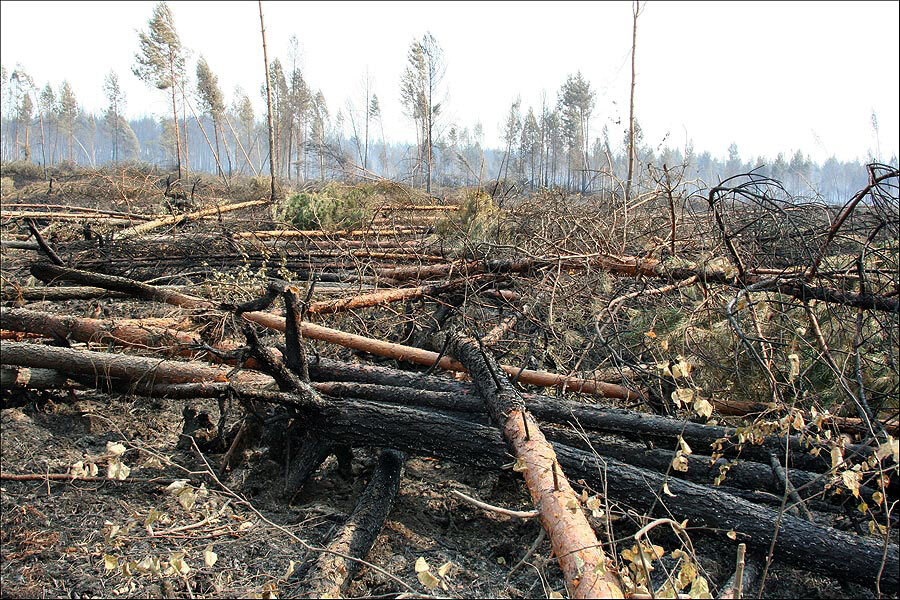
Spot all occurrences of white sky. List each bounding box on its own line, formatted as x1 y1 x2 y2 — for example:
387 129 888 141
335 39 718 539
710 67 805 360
1 1 898 163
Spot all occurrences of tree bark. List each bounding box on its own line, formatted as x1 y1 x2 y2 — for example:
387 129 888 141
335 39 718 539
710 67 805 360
0 342 271 389
439 332 625 598
300 449 405 598
624 0 639 204
259 0 277 203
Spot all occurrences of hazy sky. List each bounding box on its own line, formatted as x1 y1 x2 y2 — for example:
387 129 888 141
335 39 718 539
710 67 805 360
1 1 897 163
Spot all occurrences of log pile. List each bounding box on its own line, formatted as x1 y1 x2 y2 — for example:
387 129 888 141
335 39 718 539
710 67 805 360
2 171 898 597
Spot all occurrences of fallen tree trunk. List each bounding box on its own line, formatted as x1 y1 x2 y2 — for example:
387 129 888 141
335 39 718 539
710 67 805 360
245 310 642 399
32 264 210 309
230 390 898 594
304 276 490 316
1 240 40 250
233 227 428 239
0 357 855 504
1 366 71 390
1 308 873 474
26 266 643 399
0 342 271 388
300 449 405 598
115 199 268 238
438 332 625 598
376 255 900 313
0 285 185 302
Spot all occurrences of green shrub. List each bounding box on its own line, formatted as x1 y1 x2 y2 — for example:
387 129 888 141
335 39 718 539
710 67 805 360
282 183 375 230
437 189 501 241
1 160 44 183
0 177 14 195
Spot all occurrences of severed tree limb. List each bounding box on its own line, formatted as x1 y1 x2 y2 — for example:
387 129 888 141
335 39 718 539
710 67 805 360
305 276 486 316
450 489 538 519
717 543 765 599
438 331 625 599
0 285 185 302
769 451 815 521
31 264 210 309
300 449 405 598
26 218 64 266
1 365 71 390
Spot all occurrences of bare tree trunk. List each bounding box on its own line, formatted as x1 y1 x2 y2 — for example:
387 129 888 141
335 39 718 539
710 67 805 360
169 54 183 181
625 0 639 203
259 0 277 203
213 115 222 177
182 84 189 179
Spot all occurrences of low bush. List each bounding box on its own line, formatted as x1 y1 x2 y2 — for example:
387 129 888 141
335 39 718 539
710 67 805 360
281 182 376 230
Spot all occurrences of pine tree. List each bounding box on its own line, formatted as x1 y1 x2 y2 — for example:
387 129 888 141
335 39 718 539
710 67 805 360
196 57 227 176
57 81 78 162
103 71 125 162
133 2 185 179
400 33 445 192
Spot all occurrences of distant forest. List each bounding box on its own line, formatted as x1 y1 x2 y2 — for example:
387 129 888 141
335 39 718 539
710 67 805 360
1 4 896 203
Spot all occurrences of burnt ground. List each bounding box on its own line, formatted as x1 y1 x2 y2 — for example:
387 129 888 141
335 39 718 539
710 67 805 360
0 388 879 599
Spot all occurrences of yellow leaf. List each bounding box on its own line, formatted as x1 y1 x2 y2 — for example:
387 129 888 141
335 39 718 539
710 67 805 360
872 491 884 506
857 502 869 513
672 388 694 408
726 530 737 540
166 480 189 495
672 454 689 472
693 397 713 420
788 353 801 380
679 436 693 456
645 331 657 339
107 459 130 481
70 461 86 479
418 570 440 589
438 561 452 577
204 546 217 567
875 437 899 464
106 441 127 457
673 357 693 378
841 470 861 497
689 575 712 598
104 554 119 572
285 560 296 578
512 457 528 472
414 557 430 573
663 482 676 497
831 447 843 470
169 553 190 576
178 488 198 511
677 560 697 589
